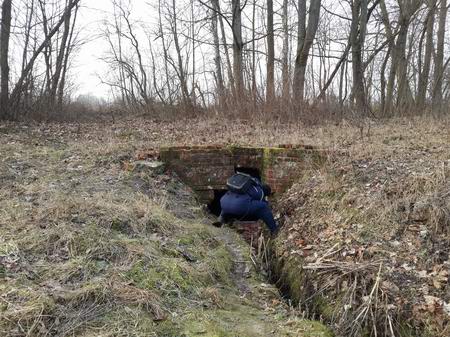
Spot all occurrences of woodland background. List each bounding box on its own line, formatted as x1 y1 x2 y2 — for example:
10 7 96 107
0 0 449 122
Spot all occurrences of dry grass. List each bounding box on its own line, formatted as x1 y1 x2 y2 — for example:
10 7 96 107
0 119 333 337
275 117 450 336
2 115 450 336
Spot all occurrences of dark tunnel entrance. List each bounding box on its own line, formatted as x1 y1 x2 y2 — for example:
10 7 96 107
207 167 262 217
207 189 227 216
234 166 261 181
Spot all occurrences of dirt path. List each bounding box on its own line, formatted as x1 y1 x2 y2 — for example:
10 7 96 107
217 228 252 295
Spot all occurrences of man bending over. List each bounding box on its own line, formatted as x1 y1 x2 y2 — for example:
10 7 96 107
218 172 278 235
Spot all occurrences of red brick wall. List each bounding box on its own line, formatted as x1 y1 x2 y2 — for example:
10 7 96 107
159 145 326 203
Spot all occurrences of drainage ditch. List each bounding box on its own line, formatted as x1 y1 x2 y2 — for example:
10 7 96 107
157 145 332 332
207 189 227 216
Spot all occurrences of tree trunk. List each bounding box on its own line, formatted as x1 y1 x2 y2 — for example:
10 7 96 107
190 0 196 106
350 0 368 114
293 0 321 103
251 0 257 101
232 0 244 99
171 0 192 109
266 0 275 102
0 0 12 119
20 0 35 109
432 0 447 111
380 0 395 115
58 3 79 106
210 0 225 105
21 0 34 79
158 0 173 104
380 46 391 113
395 13 413 112
216 0 234 92
293 0 306 103
51 0 74 106
38 0 53 97
392 0 421 114
417 0 436 109
281 0 289 100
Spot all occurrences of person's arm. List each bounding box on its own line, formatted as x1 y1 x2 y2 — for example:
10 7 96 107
247 183 264 201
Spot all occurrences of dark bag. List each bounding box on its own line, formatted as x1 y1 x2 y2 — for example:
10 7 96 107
226 172 256 194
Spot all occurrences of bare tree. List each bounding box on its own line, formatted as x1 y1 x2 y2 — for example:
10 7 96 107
281 0 290 100
251 0 257 100
0 0 12 119
350 0 369 114
217 1 234 91
58 2 79 105
232 0 244 99
170 0 192 108
210 0 225 105
50 0 78 106
396 0 420 112
9 0 81 114
266 0 275 101
6 0 448 120
102 0 154 108
432 0 447 110
157 0 173 104
417 0 436 109
293 0 322 104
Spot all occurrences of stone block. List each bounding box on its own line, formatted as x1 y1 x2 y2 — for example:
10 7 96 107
183 165 234 186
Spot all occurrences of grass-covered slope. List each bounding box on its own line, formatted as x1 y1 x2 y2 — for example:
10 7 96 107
0 124 331 337
274 122 450 337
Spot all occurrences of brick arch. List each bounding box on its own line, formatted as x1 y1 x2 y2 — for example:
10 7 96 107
159 145 327 204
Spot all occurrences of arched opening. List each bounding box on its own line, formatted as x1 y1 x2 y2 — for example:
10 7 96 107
207 189 227 216
234 166 261 181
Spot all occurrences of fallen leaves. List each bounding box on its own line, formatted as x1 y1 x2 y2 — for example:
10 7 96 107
415 295 450 318
429 266 449 290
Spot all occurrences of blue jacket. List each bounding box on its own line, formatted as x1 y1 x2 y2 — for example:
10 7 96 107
220 180 265 216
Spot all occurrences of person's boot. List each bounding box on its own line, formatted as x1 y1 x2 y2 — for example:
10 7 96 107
212 214 225 228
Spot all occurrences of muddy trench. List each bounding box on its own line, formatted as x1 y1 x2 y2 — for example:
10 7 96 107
202 172 332 335
202 173 302 293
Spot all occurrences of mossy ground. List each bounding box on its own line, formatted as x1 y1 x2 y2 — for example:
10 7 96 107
0 124 331 337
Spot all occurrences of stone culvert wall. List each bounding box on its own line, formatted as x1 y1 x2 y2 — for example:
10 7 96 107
158 145 327 204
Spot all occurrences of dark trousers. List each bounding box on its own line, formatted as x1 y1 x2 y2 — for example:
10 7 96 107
221 199 278 233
